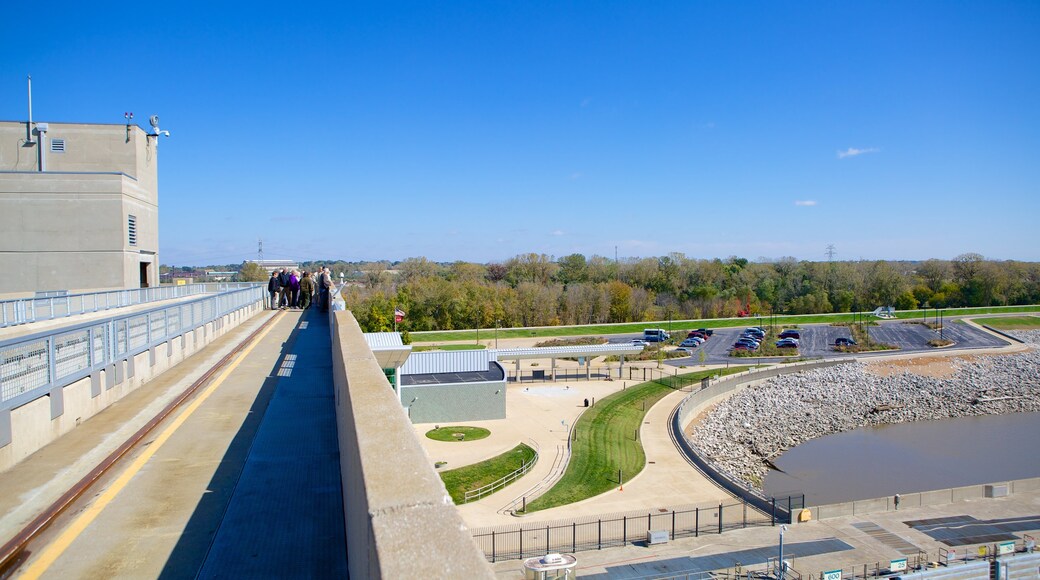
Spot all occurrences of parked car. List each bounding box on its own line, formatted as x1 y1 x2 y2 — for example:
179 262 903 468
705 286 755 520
835 337 857 347
740 333 762 343
779 329 800 340
744 329 765 339
775 339 799 348
631 339 649 347
680 338 701 347
674 347 692 355
731 344 752 351
695 328 714 337
748 326 767 334
687 331 708 340
734 339 759 349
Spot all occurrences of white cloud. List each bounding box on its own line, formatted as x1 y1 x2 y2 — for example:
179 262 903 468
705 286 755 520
795 200 817 206
837 147 879 159
569 172 583 180
551 229 565 236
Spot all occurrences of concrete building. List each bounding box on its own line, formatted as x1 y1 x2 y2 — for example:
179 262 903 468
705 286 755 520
0 119 161 294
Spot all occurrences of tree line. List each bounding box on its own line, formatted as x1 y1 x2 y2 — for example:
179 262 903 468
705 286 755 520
339 253 1040 333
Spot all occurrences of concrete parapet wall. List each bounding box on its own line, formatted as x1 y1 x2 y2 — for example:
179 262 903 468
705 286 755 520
332 311 494 579
0 301 263 472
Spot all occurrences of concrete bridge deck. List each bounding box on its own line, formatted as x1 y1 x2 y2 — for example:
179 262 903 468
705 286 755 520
0 307 347 578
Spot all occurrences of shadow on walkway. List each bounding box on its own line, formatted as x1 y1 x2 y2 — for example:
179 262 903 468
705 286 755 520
160 308 347 579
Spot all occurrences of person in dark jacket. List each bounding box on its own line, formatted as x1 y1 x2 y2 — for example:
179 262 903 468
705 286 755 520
267 271 281 310
278 269 291 308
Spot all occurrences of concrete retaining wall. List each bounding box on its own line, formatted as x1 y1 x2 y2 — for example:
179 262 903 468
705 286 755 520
803 477 1040 521
332 311 493 579
0 300 264 472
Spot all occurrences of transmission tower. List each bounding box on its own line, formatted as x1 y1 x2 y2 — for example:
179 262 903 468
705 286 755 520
825 244 836 261
258 239 264 267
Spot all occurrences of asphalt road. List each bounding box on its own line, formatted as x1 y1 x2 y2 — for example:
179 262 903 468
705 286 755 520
606 318 1013 367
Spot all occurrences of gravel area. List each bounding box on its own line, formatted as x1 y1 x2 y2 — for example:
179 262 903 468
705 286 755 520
691 330 1040 488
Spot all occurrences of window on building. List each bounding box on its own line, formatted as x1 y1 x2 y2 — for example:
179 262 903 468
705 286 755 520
128 215 137 246
50 138 66 153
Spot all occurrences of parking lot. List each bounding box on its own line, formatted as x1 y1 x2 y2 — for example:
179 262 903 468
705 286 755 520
607 319 1013 367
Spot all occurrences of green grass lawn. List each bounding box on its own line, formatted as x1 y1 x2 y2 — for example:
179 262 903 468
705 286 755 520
440 443 536 504
971 315 1040 330
410 305 1040 343
520 367 750 513
425 426 491 442
412 343 487 352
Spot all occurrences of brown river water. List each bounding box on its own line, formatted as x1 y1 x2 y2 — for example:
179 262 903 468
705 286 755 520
762 411 1040 505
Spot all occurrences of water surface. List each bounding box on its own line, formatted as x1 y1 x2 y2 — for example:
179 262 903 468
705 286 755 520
762 412 1040 505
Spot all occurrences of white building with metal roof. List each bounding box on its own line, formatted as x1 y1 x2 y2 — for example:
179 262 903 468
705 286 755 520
361 334 645 424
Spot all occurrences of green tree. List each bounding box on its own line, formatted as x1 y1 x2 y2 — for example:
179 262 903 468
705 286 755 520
238 262 268 282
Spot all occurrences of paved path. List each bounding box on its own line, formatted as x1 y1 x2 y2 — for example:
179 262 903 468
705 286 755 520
417 373 733 530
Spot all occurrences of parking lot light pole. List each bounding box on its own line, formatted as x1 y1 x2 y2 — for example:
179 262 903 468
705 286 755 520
778 524 788 580
495 319 500 349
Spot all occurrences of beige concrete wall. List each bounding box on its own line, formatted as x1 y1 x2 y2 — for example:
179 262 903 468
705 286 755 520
0 300 263 472
332 311 493 579
0 121 159 292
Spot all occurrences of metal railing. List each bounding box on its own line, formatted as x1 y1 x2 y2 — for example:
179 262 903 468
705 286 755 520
463 440 540 504
472 496 796 562
0 284 265 416
0 283 258 328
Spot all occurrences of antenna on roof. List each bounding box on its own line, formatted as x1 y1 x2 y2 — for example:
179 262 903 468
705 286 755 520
26 75 35 144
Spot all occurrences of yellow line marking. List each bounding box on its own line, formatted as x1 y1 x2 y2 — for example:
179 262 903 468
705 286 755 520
21 312 285 579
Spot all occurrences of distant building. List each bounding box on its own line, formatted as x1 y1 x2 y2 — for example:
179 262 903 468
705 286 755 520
245 259 300 273
0 119 161 293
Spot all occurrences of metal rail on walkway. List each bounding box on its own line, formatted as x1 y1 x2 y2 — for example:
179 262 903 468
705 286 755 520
0 283 257 328
0 284 266 418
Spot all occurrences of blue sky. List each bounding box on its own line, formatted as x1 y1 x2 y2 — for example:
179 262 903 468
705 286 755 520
3 2 1038 265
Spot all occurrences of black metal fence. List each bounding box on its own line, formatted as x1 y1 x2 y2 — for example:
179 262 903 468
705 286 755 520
471 496 804 563
507 365 708 386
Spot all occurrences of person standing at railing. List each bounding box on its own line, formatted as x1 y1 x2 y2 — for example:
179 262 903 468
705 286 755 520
278 269 292 308
298 271 314 310
288 270 301 308
319 267 334 312
267 271 282 310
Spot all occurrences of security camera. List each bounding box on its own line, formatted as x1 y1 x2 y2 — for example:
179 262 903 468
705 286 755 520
160 130 170 137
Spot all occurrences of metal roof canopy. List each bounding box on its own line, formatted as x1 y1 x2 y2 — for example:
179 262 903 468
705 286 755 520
491 343 644 361
362 332 412 369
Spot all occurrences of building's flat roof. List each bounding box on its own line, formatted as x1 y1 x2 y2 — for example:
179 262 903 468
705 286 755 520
400 361 505 386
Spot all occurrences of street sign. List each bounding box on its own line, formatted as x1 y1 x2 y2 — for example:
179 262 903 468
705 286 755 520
823 569 842 580
890 558 907 572
997 541 1015 555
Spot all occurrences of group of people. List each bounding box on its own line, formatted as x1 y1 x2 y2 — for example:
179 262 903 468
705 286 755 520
267 267 335 312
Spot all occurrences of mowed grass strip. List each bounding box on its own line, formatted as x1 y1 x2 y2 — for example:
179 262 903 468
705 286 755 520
522 367 749 513
411 305 1040 343
972 316 1040 330
440 443 536 504
413 343 487 352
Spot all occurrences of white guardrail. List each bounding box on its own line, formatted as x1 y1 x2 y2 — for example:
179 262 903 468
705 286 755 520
0 283 258 328
0 284 266 415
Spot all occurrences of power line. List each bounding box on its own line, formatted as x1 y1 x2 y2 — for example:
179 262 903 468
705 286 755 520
826 244 836 261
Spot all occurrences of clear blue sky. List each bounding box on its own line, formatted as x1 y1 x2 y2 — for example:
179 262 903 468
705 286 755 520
3 2 1038 265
